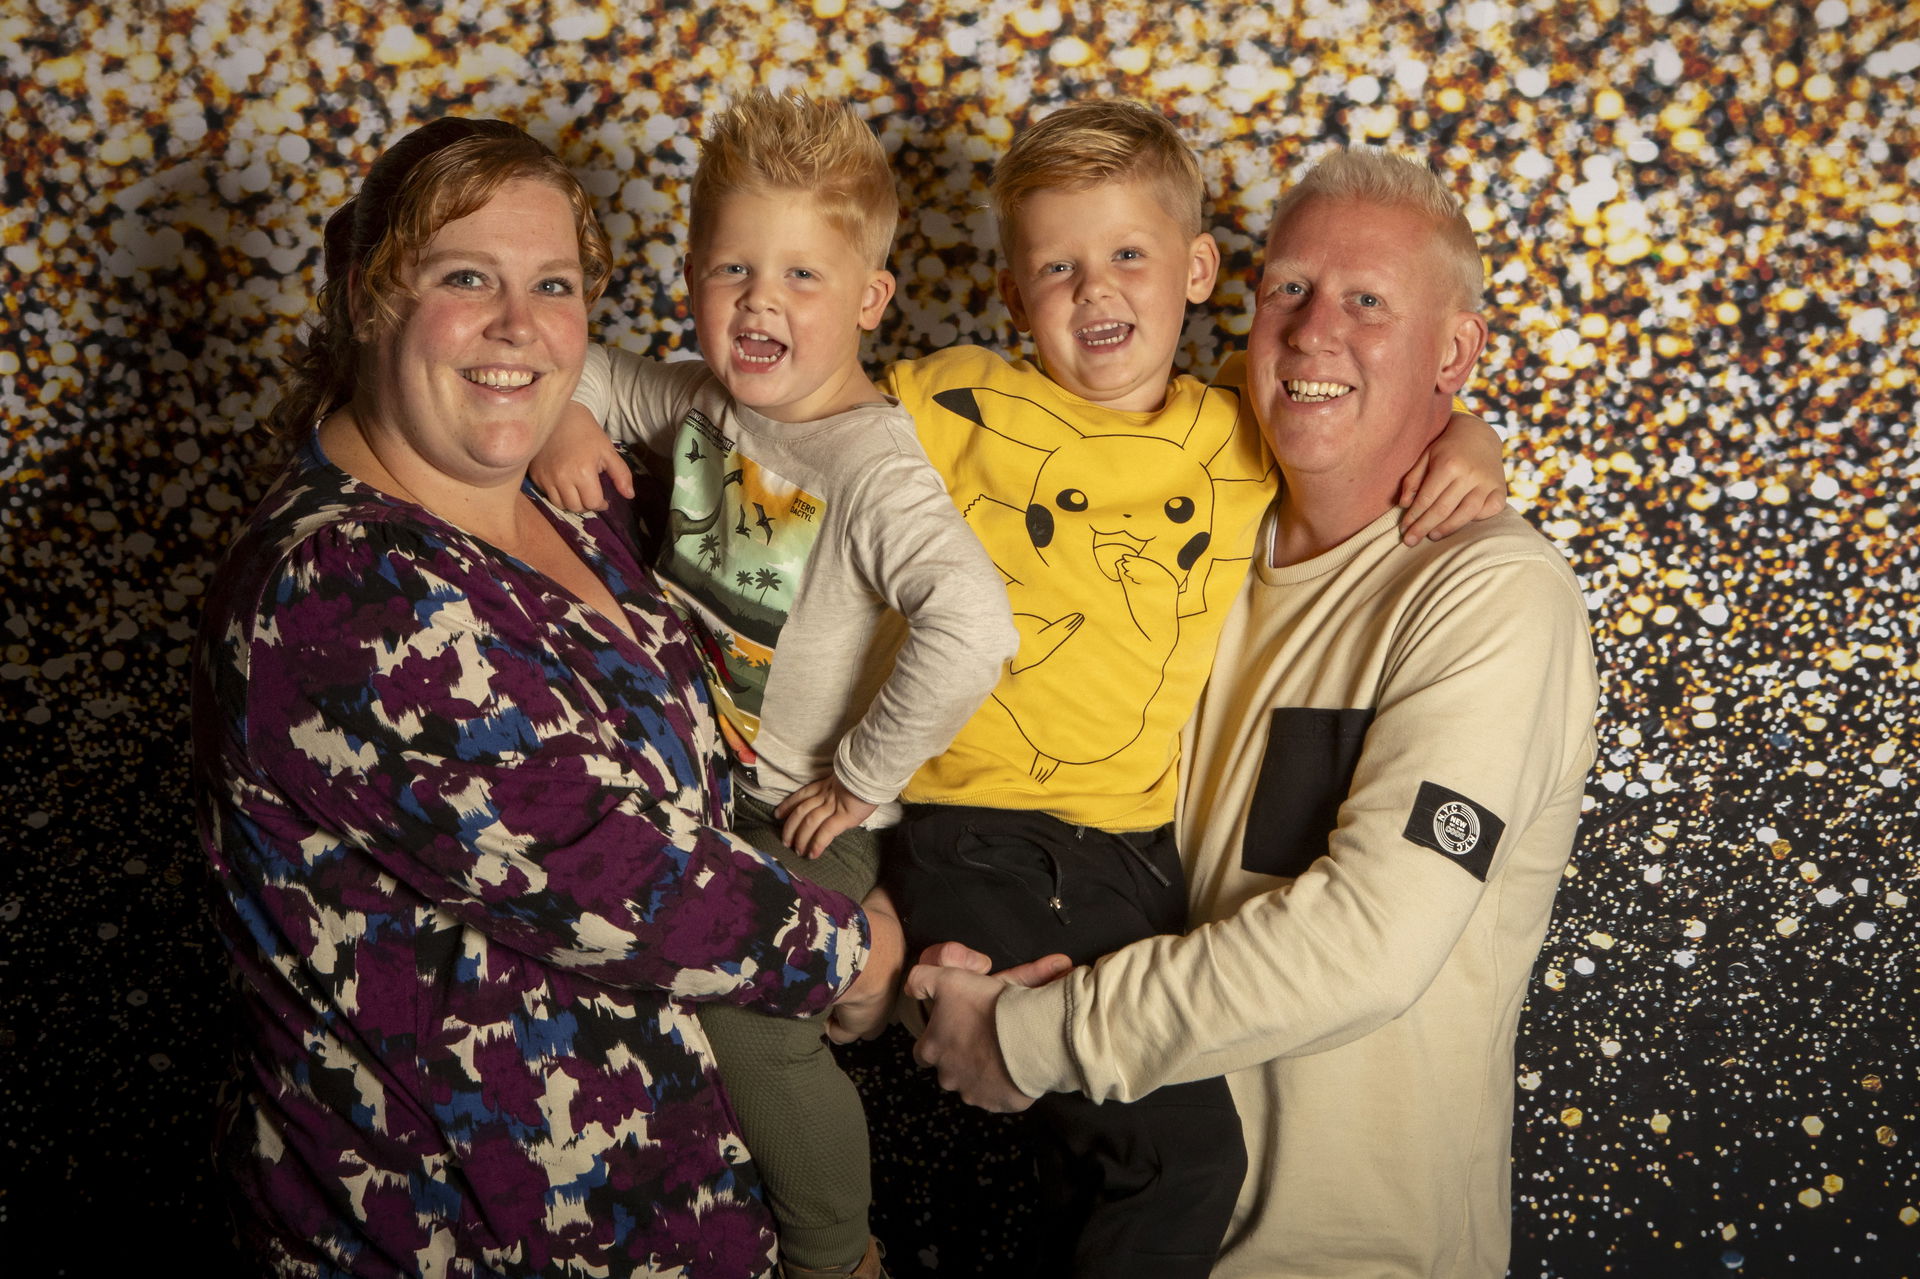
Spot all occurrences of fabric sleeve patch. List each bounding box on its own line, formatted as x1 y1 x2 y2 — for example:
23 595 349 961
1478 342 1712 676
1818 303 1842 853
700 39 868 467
1401 781 1505 881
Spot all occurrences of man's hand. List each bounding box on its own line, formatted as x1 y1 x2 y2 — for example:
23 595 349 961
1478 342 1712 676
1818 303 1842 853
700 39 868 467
904 945 1073 1112
825 888 905 1043
777 776 879 859
1396 409 1506 545
530 402 633 512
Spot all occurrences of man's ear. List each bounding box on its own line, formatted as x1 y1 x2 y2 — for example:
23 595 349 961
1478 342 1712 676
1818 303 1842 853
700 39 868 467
858 270 897 332
1437 311 1488 395
1185 231 1222 305
997 268 1032 333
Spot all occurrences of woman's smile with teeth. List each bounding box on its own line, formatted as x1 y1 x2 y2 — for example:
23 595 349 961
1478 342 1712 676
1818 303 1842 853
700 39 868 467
463 368 536 389
1286 379 1352 402
1076 322 1132 347
734 331 787 365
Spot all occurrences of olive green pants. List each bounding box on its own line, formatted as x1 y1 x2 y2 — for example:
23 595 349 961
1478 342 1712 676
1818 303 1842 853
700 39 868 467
700 793 880 1271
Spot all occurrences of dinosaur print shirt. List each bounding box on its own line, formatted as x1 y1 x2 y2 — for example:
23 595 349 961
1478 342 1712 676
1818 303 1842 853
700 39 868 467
884 346 1278 831
574 347 1016 816
191 438 870 1277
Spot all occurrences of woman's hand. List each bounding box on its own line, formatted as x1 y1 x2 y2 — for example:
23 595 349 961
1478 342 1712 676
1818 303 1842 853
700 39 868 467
776 775 879 858
826 886 906 1042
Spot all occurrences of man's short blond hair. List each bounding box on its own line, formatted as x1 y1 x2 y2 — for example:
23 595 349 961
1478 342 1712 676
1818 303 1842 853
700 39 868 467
689 91 900 269
1271 147 1484 310
989 98 1206 259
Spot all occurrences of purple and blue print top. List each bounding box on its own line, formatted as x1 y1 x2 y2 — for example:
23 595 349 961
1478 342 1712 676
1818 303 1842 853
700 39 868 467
191 437 869 1277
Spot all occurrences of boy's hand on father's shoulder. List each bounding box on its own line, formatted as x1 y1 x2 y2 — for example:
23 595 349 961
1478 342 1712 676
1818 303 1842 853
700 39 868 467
1397 409 1507 545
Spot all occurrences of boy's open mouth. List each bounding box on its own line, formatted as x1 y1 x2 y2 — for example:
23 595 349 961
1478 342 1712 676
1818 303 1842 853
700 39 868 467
462 368 537 390
1285 379 1352 403
1075 322 1133 348
734 331 788 366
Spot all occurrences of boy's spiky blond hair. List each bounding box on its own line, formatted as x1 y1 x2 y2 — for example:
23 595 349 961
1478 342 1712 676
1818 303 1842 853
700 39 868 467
989 98 1206 258
690 91 900 268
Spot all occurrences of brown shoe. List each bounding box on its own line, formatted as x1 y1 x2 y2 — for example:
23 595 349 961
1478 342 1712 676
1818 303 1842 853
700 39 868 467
778 1236 888 1279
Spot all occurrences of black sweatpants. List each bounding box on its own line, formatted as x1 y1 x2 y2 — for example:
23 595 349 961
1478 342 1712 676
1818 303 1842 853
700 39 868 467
884 804 1246 1279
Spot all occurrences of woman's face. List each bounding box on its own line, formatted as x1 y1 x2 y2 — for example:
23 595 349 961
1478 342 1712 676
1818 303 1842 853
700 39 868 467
363 176 590 488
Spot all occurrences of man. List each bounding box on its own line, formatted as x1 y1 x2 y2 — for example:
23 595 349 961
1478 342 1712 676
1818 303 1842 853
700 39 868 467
908 147 1600 1278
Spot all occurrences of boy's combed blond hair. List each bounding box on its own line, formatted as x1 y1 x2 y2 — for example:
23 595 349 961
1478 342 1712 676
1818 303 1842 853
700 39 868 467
989 98 1206 258
690 91 900 268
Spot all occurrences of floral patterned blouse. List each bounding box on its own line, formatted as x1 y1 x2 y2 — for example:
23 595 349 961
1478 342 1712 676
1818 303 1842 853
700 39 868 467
192 438 869 1277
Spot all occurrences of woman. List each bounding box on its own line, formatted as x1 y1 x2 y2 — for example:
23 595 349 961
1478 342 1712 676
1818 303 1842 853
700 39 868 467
192 117 901 1277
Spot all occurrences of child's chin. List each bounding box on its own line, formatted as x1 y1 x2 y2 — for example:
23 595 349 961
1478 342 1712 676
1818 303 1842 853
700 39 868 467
734 385 813 419
721 370 781 400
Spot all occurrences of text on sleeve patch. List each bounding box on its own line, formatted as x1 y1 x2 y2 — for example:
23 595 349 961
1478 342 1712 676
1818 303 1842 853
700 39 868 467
1401 780 1505 881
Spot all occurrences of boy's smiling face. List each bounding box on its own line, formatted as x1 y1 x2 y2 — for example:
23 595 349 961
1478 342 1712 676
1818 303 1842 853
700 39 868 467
687 188 894 423
998 177 1219 414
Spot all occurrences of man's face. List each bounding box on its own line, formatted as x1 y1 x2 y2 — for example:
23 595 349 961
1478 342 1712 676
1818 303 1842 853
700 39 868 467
1246 196 1479 486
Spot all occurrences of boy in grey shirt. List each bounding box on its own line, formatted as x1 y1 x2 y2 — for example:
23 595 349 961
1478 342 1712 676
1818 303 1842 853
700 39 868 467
535 92 1012 1279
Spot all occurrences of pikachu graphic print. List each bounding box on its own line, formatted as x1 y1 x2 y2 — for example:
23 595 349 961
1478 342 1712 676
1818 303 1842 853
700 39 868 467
889 347 1277 829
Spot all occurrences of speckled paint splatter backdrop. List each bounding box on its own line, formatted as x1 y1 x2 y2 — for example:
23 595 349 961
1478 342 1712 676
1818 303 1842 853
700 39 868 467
3 1 1915 1273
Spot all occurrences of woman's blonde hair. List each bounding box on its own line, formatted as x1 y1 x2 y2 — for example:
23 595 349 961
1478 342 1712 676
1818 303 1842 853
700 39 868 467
689 91 900 269
989 98 1206 258
267 118 612 445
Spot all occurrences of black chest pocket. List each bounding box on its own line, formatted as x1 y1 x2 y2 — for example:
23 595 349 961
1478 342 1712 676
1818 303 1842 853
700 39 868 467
1239 707 1375 878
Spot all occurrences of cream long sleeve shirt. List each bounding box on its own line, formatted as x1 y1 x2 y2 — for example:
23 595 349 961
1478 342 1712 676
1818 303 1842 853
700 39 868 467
997 505 1599 1277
